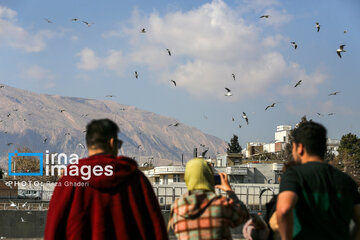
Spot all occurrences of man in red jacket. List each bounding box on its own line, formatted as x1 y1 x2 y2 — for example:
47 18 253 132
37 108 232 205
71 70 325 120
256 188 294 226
44 119 168 240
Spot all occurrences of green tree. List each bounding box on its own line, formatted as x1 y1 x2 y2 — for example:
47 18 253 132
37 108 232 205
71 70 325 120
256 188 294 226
333 133 360 184
227 134 242 154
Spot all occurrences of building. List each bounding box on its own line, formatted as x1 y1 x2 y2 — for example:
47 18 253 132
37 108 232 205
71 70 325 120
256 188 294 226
275 125 292 143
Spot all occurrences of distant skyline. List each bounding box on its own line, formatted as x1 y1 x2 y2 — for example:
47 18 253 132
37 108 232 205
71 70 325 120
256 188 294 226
0 0 359 147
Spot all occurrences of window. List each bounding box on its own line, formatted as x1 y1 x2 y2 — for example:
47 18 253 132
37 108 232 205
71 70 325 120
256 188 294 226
155 177 160 184
163 175 168 184
159 197 164 204
173 174 181 182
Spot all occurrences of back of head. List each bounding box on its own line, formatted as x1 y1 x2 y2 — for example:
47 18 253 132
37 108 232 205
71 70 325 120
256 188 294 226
292 121 327 159
184 158 215 192
86 119 119 151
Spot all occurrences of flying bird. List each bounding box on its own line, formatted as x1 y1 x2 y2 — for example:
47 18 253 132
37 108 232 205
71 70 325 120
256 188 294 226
135 71 138 79
71 18 79 22
9 200 16 207
315 22 320 32
344 30 348 34
260 15 271 18
232 73 236 81
200 144 206 148
259 187 274 198
22 202 27 208
60 110 65 113
291 41 297 50
200 149 209 158
328 113 336 116
239 125 242 128
265 102 278 111
317 113 323 117
232 117 235 122
168 123 180 127
242 112 249 125
82 21 93 27
77 143 85 149
21 217 27 223
166 48 171 56
328 91 340 96
170 80 176 86
106 95 115 98
44 18 53 24
337 45 346 58
43 138 48 144
0 85 4 88
7 143 13 146
141 28 146 33
7 114 10 117
225 88 232 96
64 133 70 136
294 80 302 88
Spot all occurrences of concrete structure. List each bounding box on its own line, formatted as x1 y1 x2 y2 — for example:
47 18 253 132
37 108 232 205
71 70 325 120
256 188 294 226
275 125 292 143
327 138 340 156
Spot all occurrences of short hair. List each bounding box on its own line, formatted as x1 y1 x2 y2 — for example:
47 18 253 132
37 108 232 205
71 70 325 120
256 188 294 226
86 119 119 150
292 121 327 159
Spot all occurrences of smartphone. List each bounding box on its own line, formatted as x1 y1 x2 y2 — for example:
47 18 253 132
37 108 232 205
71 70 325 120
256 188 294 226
214 174 221 185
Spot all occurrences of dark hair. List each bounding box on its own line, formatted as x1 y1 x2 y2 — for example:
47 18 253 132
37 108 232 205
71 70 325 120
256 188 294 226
86 119 119 150
292 121 327 159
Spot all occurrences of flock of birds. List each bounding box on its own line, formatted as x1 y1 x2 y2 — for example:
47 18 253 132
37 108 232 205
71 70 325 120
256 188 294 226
0 12 350 160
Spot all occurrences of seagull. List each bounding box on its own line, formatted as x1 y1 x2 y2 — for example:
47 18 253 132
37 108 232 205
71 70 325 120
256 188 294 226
135 71 138 79
291 41 297 50
260 15 271 18
137 144 142 149
200 149 209 158
242 112 249 125
317 113 323 117
44 18 53 24
22 202 27 208
60 109 65 113
232 117 235 122
337 45 346 58
225 88 232 96
71 18 79 22
328 113 336 116
294 80 302 88
259 187 274 198
344 30 348 34
232 73 236 81
168 123 180 127
315 22 320 32
7 143 13 146
239 125 242 128
200 144 206 148
141 28 146 33
64 133 70 136
82 21 93 27
0 85 4 88
166 48 171 56
7 113 10 117
170 80 176 86
21 217 27 223
77 143 85 149
106 95 115 98
43 138 48 144
26 211 32 215
265 102 279 111
9 200 16 207
328 91 340 96
81 114 89 117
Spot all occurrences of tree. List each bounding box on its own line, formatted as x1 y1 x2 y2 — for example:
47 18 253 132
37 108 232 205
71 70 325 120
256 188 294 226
227 135 242 154
332 133 360 184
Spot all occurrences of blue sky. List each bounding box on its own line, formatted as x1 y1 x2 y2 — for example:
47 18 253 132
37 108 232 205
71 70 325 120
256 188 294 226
0 0 359 146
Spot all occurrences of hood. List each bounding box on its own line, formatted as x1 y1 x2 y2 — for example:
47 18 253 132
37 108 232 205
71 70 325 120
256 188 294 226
174 190 220 219
65 154 138 190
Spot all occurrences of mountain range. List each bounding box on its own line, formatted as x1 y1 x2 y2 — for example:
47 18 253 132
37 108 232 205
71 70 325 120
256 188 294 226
0 84 227 169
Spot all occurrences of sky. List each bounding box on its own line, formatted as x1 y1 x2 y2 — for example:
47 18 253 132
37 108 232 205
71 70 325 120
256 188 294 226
0 0 359 147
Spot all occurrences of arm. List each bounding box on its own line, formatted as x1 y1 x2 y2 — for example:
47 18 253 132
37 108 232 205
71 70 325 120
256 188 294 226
351 204 360 240
276 191 298 240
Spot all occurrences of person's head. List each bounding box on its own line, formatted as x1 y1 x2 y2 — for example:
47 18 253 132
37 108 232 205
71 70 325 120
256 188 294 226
291 121 327 163
86 119 121 156
184 158 215 192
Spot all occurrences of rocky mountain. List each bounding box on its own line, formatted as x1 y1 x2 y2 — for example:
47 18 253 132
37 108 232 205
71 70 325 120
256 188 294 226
0 84 227 168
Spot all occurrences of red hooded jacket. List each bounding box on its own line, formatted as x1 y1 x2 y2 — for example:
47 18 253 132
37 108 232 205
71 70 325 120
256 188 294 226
44 154 168 240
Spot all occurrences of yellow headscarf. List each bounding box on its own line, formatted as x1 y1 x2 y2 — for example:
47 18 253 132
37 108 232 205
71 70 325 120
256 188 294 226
184 158 215 192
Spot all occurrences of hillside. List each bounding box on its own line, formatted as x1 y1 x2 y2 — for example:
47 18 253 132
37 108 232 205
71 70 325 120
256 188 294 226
0 84 227 168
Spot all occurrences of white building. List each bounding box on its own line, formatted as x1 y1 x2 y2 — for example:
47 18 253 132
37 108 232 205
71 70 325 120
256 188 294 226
275 125 292 143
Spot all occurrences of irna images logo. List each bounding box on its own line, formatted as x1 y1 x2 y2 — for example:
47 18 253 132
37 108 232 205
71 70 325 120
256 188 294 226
8 150 43 176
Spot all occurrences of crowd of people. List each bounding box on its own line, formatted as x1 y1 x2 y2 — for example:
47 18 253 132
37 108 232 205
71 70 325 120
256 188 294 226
44 119 360 240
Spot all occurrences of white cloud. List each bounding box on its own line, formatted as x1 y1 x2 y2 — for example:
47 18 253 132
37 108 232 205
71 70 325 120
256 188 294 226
95 0 324 100
21 65 56 88
76 48 126 75
0 6 53 52
76 48 100 70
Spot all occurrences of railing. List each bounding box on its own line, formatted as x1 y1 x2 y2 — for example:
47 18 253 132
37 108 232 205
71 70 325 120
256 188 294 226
152 184 279 212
